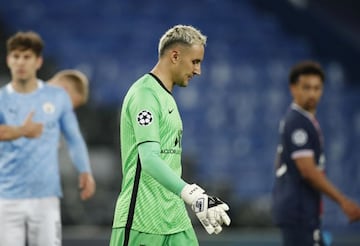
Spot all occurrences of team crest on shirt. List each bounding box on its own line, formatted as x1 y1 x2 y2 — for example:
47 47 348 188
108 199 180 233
291 129 308 146
42 102 55 114
137 110 153 126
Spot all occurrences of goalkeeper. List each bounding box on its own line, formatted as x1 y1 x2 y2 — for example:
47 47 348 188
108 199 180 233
110 25 230 246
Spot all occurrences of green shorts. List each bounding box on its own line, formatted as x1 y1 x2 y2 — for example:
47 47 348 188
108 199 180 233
109 227 199 246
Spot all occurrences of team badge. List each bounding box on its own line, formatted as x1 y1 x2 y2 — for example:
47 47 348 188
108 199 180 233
137 110 153 126
42 102 55 114
291 129 308 146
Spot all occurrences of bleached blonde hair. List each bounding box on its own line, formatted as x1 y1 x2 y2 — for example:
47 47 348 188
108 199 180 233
158 25 207 58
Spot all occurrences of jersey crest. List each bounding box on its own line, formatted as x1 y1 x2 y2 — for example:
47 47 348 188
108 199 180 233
42 102 55 114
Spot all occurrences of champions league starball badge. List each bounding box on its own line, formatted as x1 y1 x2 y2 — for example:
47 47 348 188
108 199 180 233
137 110 153 126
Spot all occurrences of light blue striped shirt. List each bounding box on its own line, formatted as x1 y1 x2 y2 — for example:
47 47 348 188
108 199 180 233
0 80 91 198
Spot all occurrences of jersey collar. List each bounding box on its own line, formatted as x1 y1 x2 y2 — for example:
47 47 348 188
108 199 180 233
148 73 172 95
291 103 314 120
6 79 44 94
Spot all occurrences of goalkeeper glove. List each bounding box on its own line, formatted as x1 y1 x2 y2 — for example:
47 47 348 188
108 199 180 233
181 184 231 234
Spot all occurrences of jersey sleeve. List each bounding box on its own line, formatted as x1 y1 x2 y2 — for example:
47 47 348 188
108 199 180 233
127 87 161 145
0 112 4 124
285 119 315 160
59 93 92 173
138 141 186 195
0 92 4 124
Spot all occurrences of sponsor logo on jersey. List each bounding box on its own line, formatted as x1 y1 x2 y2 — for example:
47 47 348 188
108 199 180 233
160 148 181 154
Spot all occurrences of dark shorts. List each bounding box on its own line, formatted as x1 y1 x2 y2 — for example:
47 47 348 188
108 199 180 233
280 226 326 246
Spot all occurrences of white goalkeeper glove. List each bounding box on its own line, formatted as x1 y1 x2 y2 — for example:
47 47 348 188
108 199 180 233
181 184 231 234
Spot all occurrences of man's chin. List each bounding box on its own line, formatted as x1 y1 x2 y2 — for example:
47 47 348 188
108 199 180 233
304 103 317 111
178 81 189 87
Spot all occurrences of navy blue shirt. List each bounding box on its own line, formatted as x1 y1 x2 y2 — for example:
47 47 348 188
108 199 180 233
272 103 325 229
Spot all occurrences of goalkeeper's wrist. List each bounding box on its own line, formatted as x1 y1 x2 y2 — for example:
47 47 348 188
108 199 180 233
180 184 205 205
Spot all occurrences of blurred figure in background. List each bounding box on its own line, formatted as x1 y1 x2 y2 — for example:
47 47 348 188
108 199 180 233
272 60 360 246
110 25 230 246
48 69 89 109
0 31 95 246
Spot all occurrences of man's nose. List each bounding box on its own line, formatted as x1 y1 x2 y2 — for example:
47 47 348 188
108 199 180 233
194 65 201 75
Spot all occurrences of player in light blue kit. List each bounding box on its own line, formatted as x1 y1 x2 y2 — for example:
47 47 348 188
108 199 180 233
0 31 96 246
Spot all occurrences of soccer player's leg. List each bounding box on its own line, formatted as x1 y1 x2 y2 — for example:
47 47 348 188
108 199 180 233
0 199 27 246
27 197 61 246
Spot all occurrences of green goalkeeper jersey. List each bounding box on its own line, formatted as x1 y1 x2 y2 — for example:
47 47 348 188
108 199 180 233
112 73 193 234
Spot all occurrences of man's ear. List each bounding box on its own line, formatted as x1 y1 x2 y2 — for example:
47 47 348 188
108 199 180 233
289 84 297 98
6 55 10 68
170 50 180 64
36 56 43 70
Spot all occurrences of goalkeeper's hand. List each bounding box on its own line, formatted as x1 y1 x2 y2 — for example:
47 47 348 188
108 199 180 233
181 184 231 234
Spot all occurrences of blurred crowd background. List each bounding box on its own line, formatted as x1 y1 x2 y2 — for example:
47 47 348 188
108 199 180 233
0 0 359 244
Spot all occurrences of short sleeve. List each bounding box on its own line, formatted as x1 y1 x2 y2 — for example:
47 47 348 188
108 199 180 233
285 119 315 159
0 91 4 124
0 111 4 124
127 88 161 145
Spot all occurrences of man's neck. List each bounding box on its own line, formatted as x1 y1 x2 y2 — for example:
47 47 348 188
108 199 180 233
11 78 39 93
150 63 174 92
292 102 316 117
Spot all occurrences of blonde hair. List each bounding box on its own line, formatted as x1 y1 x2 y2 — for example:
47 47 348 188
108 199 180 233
52 69 89 104
158 25 207 58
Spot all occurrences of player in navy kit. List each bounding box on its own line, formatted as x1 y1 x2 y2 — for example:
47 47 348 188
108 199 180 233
272 61 360 246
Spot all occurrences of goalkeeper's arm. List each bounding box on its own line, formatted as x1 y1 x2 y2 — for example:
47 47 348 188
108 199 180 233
138 141 231 234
